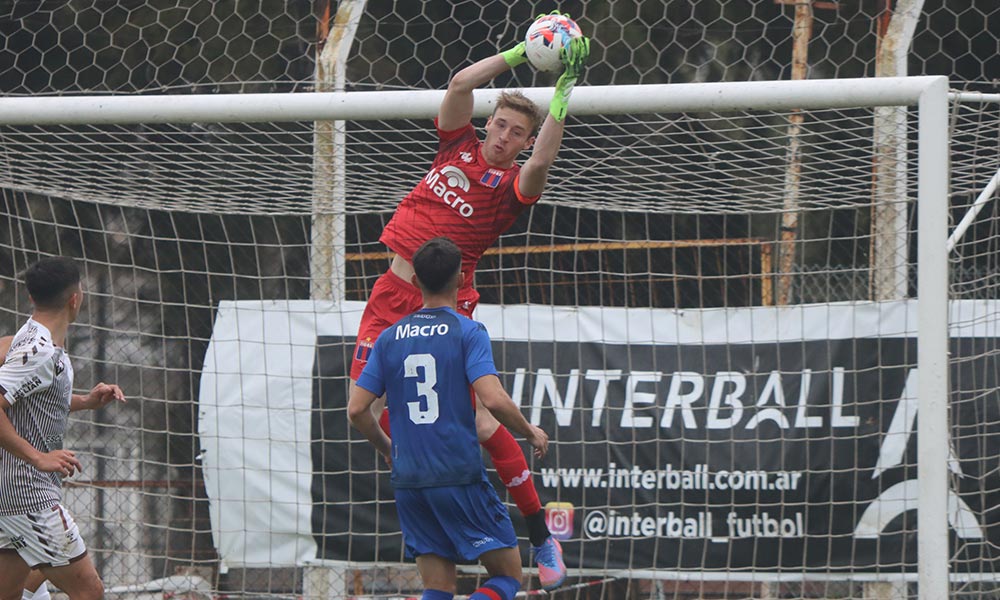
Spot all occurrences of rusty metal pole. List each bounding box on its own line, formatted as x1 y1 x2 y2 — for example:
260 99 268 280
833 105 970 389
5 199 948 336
775 1 814 305
311 0 365 302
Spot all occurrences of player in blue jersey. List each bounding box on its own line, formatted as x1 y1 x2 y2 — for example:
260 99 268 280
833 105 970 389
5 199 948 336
349 237 550 600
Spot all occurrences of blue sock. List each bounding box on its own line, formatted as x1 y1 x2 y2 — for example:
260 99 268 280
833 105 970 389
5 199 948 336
422 590 453 600
469 575 520 600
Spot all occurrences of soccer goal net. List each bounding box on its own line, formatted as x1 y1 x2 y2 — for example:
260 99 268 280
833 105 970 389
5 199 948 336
1 78 998 600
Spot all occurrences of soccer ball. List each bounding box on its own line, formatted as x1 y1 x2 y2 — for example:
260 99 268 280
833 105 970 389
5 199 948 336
524 14 582 73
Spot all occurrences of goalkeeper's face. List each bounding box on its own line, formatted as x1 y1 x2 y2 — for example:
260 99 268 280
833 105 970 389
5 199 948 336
483 108 535 168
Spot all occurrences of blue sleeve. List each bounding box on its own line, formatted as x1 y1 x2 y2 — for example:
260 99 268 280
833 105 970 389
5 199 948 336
464 321 498 384
356 336 386 398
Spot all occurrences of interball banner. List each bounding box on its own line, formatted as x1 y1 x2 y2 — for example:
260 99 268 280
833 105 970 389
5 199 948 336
200 300 1000 576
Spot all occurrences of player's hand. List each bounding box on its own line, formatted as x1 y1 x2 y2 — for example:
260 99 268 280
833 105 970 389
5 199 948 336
84 382 126 410
32 449 82 477
501 41 527 68
550 36 590 121
561 35 590 78
526 425 549 459
380 451 392 469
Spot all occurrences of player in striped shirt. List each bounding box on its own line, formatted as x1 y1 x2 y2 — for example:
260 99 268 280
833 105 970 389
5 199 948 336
0 338 50 600
349 17 589 590
350 237 550 600
0 257 125 600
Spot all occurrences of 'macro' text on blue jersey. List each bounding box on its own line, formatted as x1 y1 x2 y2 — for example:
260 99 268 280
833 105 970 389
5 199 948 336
356 306 499 488
395 321 450 340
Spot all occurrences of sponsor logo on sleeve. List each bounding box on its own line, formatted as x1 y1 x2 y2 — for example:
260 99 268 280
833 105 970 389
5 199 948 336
354 337 374 362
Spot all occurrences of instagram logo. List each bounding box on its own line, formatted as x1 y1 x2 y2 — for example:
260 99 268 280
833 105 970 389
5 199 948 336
545 502 575 540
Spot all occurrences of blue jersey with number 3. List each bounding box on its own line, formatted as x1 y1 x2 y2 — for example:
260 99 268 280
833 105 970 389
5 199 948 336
356 306 499 488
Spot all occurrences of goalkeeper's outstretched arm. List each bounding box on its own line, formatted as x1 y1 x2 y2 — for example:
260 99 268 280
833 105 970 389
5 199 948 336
437 17 585 133
437 53 516 132
519 34 590 197
517 112 564 197
437 17 590 196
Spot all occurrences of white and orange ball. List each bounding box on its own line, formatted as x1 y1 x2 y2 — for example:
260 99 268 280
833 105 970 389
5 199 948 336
524 14 583 73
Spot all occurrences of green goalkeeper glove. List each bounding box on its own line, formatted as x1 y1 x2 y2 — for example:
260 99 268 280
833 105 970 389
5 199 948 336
549 36 590 122
501 41 527 68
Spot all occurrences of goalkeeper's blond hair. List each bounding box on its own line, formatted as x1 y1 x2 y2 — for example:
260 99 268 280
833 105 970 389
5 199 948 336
494 90 544 135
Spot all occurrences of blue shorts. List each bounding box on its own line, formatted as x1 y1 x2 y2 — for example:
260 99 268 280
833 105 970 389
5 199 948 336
395 481 517 562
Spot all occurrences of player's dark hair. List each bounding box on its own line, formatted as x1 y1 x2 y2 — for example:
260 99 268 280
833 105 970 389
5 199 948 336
494 90 544 135
23 256 81 310
412 237 462 295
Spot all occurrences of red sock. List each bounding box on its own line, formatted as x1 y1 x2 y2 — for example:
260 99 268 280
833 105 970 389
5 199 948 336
379 409 391 437
482 426 542 517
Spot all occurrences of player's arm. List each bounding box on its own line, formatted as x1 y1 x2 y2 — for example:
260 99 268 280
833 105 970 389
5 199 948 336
517 113 565 198
348 383 392 461
472 374 549 459
2 335 125 412
465 323 549 457
0 397 81 476
71 382 126 412
438 54 514 132
0 338 35 464
518 34 591 198
0 339 82 476
438 26 541 132
349 339 392 462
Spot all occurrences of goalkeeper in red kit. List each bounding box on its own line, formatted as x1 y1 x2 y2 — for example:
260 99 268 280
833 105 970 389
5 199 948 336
348 15 589 592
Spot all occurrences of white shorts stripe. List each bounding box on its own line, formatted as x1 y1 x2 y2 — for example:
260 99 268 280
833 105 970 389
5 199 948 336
0 504 87 567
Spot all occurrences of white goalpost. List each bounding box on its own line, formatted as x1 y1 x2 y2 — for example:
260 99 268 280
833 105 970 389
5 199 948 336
0 77 951 124
1 76 992 600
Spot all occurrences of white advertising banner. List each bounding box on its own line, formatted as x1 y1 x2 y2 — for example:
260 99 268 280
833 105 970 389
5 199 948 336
199 299 1000 574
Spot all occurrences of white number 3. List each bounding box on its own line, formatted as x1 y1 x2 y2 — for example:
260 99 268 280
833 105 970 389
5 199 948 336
404 353 439 424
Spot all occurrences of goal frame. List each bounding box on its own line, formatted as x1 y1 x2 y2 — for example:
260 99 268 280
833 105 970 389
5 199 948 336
0 76 952 598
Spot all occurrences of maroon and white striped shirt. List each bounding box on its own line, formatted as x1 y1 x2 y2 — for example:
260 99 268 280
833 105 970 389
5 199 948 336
0 319 74 515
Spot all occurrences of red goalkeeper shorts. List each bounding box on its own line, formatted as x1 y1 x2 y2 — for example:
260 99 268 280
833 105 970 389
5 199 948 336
350 268 480 380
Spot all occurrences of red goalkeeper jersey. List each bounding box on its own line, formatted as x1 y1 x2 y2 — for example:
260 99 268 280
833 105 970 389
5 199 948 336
379 120 540 279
